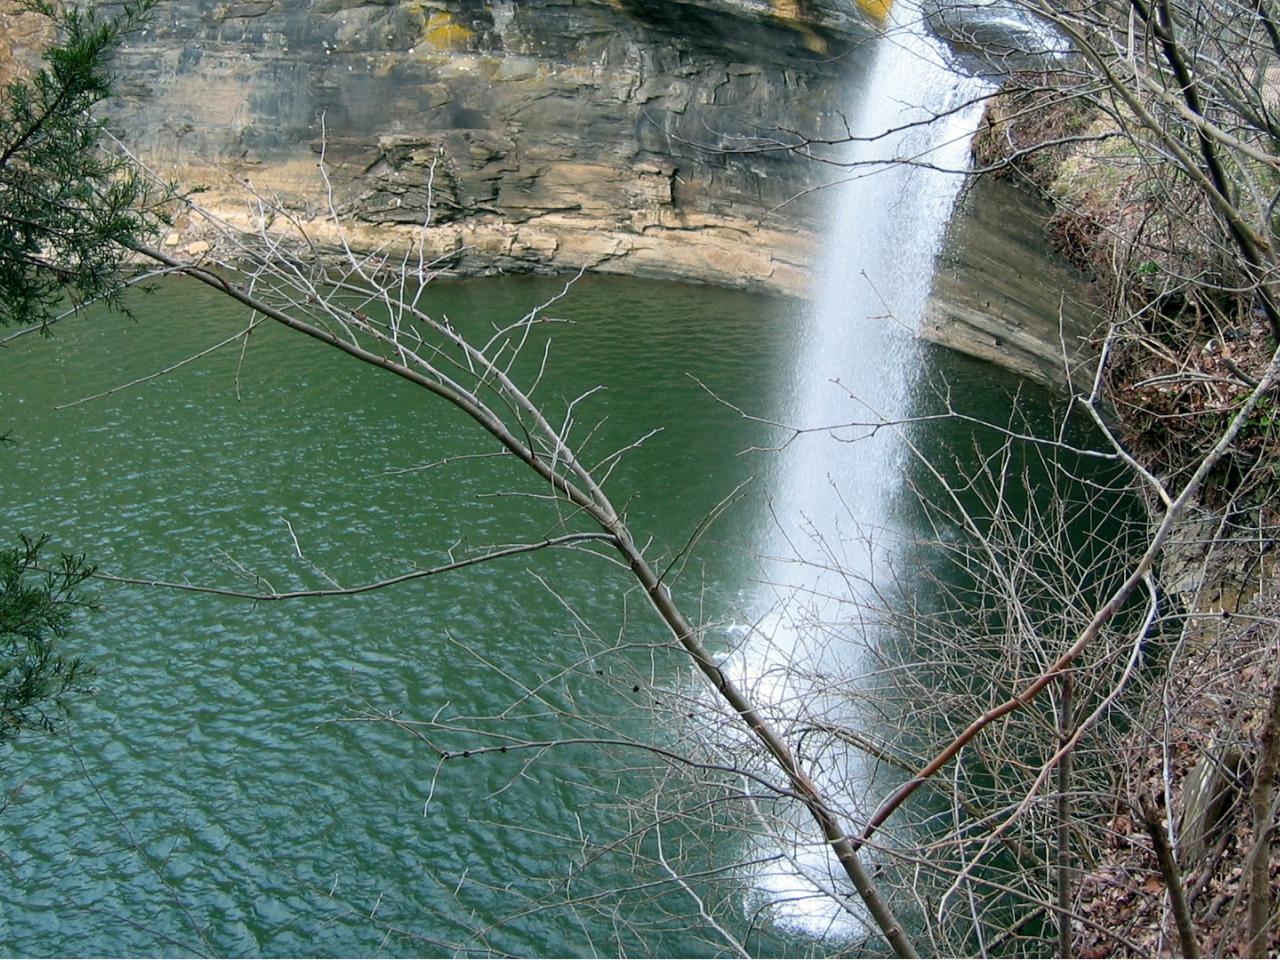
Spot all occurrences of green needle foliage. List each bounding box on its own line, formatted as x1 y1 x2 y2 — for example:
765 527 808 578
0 535 94 742
1 2 163 742
0 0 164 328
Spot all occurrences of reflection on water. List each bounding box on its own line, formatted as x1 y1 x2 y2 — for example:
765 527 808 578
1 268 1087 956
2 275 797 957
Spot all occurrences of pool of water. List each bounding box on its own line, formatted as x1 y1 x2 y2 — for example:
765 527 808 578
0 273 1084 956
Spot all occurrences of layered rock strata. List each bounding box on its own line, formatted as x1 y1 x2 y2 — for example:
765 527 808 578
108 0 873 294
4 0 1097 387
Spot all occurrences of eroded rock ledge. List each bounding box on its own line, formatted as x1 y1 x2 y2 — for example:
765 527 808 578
110 0 874 294
3 0 1097 388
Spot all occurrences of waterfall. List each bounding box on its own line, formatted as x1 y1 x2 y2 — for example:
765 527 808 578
731 1 994 938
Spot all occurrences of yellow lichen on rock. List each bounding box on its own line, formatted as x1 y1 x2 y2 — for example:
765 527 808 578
856 0 892 22
421 10 473 51
766 0 829 53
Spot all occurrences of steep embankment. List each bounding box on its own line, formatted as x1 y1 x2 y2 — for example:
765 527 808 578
976 60 1280 956
106 0 870 293
1 0 1098 388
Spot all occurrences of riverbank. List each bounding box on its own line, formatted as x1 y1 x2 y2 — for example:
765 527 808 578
158 162 1098 393
975 67 1280 956
1 0 1101 392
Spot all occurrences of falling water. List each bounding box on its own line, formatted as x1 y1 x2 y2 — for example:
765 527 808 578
731 0 994 938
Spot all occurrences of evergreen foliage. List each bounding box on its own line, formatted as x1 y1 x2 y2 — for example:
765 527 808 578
0 0 162 328
0 2 159 741
0 534 94 742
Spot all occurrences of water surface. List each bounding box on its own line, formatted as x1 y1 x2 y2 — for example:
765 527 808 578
1 274 1075 956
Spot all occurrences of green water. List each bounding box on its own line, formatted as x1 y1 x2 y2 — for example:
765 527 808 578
0 275 1076 957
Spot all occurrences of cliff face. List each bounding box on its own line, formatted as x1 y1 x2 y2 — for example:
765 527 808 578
105 0 877 293
1 0 1094 387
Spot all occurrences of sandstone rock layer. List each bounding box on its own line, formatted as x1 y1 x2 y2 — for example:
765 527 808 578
4 0 1097 387
110 0 873 294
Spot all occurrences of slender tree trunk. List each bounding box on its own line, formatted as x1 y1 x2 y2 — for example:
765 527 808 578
1057 673 1074 958
1139 792 1200 958
1246 672 1280 956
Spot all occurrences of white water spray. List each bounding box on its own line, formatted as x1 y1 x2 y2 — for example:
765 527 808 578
732 2 994 938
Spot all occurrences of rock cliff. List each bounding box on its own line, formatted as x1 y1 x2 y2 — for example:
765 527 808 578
3 0 1096 387
104 0 880 294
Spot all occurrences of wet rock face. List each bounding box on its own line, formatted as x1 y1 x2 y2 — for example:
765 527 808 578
106 0 876 291
919 0 1067 72
3 0 1096 388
